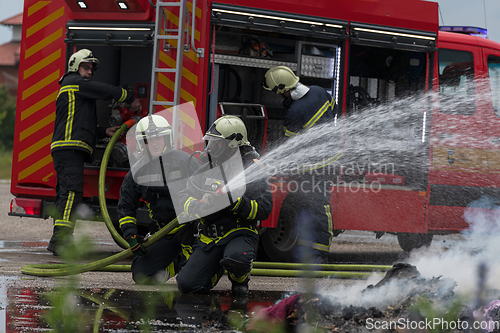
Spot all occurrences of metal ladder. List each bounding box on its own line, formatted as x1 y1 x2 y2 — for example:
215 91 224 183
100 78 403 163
149 1 187 145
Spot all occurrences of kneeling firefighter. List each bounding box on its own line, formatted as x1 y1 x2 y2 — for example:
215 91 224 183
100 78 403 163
117 114 201 284
176 115 273 296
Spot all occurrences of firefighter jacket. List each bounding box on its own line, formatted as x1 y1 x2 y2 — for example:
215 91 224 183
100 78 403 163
282 85 336 138
180 146 273 249
282 85 342 176
117 149 201 240
51 72 135 157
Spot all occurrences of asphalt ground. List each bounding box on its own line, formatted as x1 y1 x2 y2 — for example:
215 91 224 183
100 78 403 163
0 182 472 332
0 182 464 291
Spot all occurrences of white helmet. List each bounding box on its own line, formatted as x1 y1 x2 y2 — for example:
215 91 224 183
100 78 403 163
68 49 100 73
135 115 173 154
263 66 299 94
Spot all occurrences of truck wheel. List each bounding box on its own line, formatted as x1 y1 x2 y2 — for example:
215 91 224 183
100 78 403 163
397 233 433 252
259 195 299 262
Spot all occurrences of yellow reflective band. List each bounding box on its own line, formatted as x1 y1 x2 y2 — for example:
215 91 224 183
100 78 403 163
230 197 242 211
247 200 258 220
57 85 79 98
63 191 75 221
181 244 194 260
229 272 248 283
325 205 333 246
184 197 197 215
283 126 297 137
166 262 176 280
211 271 220 287
119 216 137 228
298 239 330 252
51 140 93 154
66 90 76 140
303 99 333 130
54 219 75 229
200 226 258 243
312 242 331 252
118 88 127 103
325 205 333 245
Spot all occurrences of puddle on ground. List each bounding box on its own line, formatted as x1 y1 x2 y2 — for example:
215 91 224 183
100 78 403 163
0 240 49 250
1 282 289 332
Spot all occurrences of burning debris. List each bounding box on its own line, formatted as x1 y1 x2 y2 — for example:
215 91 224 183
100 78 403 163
238 263 500 333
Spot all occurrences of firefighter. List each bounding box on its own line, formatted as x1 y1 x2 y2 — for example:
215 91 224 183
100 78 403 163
176 115 273 296
48 49 142 256
117 115 201 284
263 65 337 263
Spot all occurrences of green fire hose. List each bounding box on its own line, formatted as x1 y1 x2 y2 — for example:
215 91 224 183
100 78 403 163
98 120 137 249
21 120 393 278
86 263 391 279
21 216 179 276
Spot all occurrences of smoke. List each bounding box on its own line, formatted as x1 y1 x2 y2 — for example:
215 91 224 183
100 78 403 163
317 196 500 310
408 196 500 296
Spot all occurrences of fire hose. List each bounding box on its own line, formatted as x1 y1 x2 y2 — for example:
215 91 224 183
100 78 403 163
98 120 135 249
21 123 391 278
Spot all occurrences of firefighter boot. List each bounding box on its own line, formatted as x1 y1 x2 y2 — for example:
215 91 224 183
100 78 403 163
220 257 251 296
230 273 250 296
47 225 74 256
231 279 249 296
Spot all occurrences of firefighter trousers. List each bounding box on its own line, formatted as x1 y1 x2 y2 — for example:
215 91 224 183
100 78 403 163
52 150 86 232
291 187 334 262
131 223 197 284
176 234 259 294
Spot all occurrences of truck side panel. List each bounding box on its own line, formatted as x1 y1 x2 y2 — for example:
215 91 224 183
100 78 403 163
11 0 68 199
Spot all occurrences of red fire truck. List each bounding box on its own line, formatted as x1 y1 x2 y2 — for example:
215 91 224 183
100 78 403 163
9 0 500 260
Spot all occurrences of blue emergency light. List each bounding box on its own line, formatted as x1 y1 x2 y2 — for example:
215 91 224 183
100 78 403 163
439 26 488 39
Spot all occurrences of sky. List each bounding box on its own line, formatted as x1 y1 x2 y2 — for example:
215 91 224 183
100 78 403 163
429 0 500 43
0 0 24 45
0 1 498 45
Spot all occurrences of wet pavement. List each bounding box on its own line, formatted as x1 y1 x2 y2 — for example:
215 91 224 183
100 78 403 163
1 283 288 332
0 184 469 332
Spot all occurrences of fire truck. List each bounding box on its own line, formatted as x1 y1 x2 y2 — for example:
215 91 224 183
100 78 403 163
9 0 500 260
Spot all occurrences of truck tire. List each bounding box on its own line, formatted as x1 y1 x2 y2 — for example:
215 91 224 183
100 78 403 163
259 195 300 262
397 233 433 252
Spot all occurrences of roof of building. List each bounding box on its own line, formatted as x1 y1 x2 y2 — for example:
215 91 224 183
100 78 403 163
1 13 22 26
0 42 20 66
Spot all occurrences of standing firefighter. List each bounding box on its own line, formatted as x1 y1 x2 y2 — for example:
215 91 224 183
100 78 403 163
263 65 337 263
176 116 273 296
117 115 201 284
48 49 142 256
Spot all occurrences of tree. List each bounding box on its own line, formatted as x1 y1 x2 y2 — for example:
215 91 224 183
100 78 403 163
0 85 16 150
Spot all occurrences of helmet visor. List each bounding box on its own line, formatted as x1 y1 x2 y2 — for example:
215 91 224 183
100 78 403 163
203 135 225 156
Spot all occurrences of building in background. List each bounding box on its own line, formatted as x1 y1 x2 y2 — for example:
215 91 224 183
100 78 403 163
0 13 21 96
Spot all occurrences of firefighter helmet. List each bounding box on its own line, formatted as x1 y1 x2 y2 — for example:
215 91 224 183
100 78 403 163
68 49 100 73
263 66 299 94
135 115 173 154
203 115 250 162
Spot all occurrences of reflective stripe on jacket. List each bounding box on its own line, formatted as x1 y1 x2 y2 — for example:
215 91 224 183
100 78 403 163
51 72 134 156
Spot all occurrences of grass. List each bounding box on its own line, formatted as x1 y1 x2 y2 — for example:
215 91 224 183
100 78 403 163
0 149 12 180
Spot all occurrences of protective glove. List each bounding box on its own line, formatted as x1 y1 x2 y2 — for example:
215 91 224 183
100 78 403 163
183 197 207 221
126 234 148 256
202 187 229 208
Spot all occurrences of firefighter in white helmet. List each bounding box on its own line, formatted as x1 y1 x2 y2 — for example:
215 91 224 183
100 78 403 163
176 115 273 296
263 65 337 263
47 49 142 256
117 114 201 284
